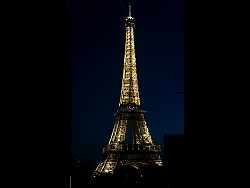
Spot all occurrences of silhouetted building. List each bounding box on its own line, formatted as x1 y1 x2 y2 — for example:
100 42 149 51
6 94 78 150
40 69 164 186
163 133 185 188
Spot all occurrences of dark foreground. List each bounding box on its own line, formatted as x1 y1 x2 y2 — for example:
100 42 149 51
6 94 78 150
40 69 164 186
70 164 185 188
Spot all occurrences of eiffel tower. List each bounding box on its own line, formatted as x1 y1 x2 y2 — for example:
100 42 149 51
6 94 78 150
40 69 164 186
93 5 163 177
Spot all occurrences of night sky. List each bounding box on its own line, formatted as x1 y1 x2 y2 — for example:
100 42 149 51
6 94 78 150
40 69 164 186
70 0 184 167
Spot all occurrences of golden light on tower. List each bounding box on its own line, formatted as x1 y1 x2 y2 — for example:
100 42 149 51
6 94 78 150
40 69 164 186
93 5 163 177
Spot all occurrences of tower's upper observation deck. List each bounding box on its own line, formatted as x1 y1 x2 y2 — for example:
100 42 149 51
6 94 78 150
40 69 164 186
125 5 135 27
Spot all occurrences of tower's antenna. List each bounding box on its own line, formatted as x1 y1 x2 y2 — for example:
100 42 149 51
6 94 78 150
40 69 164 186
129 5 131 17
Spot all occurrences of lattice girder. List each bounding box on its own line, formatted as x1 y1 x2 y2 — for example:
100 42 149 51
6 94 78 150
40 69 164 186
109 107 154 145
119 17 140 106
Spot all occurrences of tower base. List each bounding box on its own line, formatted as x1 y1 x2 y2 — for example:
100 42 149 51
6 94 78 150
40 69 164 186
92 144 163 177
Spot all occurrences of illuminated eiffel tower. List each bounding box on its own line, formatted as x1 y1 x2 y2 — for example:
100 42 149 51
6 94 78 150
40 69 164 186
93 5 163 177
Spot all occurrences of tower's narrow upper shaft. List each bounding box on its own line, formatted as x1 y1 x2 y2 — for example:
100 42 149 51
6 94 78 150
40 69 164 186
119 6 140 107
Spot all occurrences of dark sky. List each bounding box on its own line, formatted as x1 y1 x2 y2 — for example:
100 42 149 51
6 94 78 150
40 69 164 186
70 0 184 167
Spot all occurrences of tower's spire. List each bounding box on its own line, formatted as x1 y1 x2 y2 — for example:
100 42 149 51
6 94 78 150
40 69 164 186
129 5 131 17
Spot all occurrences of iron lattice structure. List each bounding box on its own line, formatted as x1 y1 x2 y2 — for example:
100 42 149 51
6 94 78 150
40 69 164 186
93 6 163 177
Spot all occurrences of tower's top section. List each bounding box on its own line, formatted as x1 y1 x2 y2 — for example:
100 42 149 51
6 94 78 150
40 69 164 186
125 5 135 27
119 5 140 107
